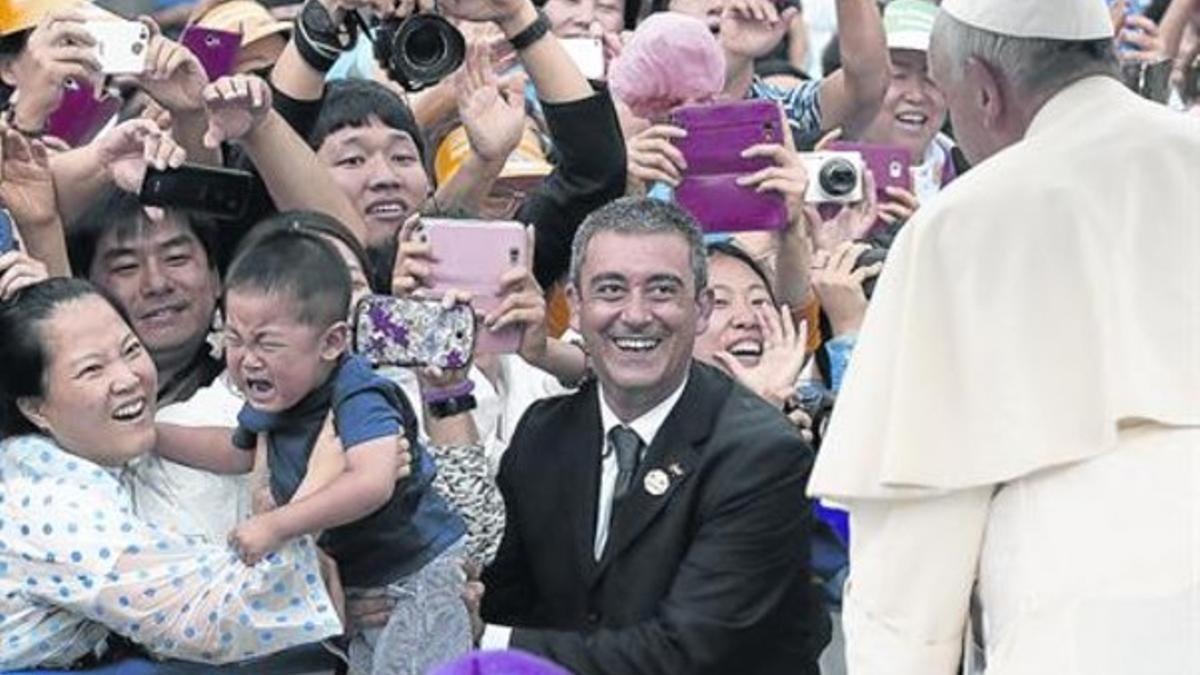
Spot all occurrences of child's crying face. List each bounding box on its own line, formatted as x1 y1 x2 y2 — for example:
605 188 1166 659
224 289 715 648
222 288 346 412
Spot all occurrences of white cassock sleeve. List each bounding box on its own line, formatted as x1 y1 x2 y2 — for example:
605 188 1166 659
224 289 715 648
840 487 992 675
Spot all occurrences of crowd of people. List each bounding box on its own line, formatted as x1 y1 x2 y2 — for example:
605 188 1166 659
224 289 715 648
0 0 1197 672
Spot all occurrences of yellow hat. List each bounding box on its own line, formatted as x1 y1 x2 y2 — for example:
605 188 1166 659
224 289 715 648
434 124 553 188
0 0 81 36
191 0 288 47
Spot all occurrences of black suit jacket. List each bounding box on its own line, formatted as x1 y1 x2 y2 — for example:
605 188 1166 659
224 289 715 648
483 362 830 674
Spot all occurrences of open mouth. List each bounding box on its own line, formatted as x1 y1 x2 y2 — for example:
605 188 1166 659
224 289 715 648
364 199 410 221
895 111 929 130
612 336 662 353
727 339 764 359
111 397 147 423
243 377 276 400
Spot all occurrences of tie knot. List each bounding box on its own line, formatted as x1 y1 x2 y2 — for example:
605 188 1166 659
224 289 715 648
607 425 643 471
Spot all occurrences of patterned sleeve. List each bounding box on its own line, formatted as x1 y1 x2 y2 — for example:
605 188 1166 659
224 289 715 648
427 442 505 565
5 462 342 664
749 77 825 148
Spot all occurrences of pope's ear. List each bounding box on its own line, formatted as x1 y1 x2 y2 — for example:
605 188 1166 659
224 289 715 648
963 56 1005 127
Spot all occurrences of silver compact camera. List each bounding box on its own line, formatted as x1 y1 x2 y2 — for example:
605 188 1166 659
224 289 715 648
801 151 864 204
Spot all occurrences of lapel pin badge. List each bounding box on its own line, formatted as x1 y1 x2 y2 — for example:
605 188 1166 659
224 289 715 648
668 462 685 477
644 469 670 496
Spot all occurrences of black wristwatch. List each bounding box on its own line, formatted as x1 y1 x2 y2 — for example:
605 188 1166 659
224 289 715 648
428 394 478 419
507 10 550 51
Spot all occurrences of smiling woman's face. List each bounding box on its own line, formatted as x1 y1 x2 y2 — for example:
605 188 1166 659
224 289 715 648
693 252 773 370
19 294 159 467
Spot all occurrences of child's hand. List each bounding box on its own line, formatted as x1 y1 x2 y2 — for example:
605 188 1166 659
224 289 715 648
229 515 285 565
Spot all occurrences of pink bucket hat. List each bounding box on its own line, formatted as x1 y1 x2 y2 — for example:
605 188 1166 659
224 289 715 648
608 12 727 119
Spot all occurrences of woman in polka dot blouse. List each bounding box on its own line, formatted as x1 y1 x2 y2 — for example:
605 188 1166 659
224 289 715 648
0 279 343 670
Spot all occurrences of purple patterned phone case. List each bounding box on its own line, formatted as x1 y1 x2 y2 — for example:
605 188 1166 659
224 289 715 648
671 99 789 233
353 295 475 369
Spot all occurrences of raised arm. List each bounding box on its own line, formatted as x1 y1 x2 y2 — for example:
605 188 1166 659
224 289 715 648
202 74 369 243
155 423 255 474
815 0 889 138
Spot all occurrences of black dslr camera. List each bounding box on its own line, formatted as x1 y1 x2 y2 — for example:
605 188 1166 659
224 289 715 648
346 1 465 92
372 12 465 91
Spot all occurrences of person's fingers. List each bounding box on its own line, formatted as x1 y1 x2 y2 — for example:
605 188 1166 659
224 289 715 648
1126 14 1160 35
488 307 543 333
631 148 684 183
637 135 688 171
630 164 681 187
249 77 265 110
47 44 103 71
777 303 796 346
741 142 794 165
848 261 884 284
641 124 688 142
712 351 750 379
735 165 787 189
397 213 424 243
883 185 919 209
813 127 843 151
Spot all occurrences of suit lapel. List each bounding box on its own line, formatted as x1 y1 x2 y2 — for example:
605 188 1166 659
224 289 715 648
564 383 604 579
593 364 728 579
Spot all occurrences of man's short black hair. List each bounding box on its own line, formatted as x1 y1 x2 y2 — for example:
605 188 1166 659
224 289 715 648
309 78 427 165
224 211 352 330
68 188 224 277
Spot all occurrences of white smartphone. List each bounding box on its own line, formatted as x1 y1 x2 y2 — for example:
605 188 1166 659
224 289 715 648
84 21 150 75
561 37 605 80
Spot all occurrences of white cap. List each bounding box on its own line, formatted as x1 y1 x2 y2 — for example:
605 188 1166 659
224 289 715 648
941 0 1115 41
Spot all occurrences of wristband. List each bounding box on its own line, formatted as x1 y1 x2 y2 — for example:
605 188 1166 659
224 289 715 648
507 10 550 52
294 0 357 72
423 379 475 405
428 394 478 419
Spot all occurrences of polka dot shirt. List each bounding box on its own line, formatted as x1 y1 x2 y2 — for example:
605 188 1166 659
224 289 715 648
0 435 342 670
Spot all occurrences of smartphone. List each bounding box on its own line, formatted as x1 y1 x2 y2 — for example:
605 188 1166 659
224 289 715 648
422 219 529 354
180 26 242 81
561 37 606 80
45 78 121 148
670 99 789 233
84 20 150 75
353 295 476 369
0 209 17 255
139 163 255 220
827 141 911 200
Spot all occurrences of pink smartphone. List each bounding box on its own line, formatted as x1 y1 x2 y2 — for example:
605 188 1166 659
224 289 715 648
827 141 911 200
45 79 121 147
180 26 242 80
423 219 529 354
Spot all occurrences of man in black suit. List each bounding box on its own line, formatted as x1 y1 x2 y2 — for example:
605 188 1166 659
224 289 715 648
478 197 830 674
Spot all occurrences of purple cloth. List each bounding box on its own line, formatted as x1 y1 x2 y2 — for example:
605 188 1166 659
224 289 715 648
431 650 572 675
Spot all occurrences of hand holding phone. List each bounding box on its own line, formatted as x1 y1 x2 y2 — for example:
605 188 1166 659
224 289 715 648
671 99 789 232
138 163 255 219
84 20 150 75
180 26 242 80
354 295 476 369
423 219 529 353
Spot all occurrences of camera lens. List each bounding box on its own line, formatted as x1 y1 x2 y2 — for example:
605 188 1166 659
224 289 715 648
404 26 446 67
818 158 859 197
381 15 466 92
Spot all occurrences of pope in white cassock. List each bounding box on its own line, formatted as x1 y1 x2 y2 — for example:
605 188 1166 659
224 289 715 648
808 0 1200 673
